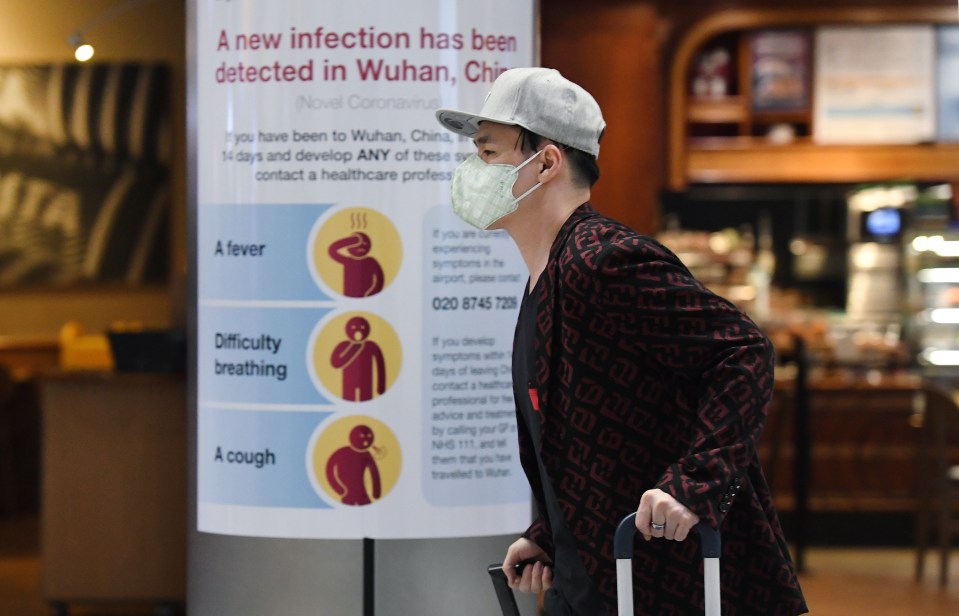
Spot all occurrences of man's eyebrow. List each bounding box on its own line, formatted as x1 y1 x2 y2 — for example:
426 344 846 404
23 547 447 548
473 134 491 146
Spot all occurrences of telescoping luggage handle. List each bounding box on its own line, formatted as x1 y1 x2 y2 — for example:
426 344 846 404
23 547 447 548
615 512 722 616
487 514 722 616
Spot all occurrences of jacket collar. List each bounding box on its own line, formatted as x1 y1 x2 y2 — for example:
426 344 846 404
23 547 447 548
547 202 598 263
533 202 597 411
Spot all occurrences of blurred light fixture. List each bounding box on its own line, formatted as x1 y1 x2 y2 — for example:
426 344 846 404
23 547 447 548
920 349 959 366
912 235 932 252
929 308 959 324
917 268 959 284
74 44 95 62
67 0 155 62
913 235 959 257
68 32 95 62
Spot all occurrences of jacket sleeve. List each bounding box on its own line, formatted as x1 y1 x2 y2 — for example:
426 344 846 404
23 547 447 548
573 231 775 528
654 337 773 529
521 515 555 557
514 377 556 556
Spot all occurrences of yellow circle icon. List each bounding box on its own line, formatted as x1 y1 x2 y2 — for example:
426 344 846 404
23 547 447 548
311 312 402 402
310 415 402 506
311 207 402 298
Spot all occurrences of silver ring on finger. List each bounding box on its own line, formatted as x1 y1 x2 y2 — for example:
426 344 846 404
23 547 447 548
650 522 665 531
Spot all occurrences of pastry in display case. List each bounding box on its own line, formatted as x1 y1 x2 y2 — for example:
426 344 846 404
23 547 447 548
656 221 765 320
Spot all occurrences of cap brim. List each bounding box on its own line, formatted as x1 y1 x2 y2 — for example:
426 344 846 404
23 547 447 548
435 108 518 139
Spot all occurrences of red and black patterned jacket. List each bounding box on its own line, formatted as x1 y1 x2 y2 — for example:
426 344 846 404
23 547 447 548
518 203 807 615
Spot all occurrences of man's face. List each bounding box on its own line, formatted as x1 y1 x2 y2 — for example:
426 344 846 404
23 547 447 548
473 121 524 166
471 122 542 229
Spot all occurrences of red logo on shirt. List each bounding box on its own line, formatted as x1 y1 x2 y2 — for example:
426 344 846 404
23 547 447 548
528 387 540 412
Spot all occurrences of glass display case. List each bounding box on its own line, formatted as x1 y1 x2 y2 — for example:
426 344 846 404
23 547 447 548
904 184 959 375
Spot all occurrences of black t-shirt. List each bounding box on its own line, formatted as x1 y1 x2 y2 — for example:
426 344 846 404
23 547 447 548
513 282 609 616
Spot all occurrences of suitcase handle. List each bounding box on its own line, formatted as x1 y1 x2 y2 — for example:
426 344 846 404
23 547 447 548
614 512 722 616
487 564 521 616
614 512 721 559
489 514 723 616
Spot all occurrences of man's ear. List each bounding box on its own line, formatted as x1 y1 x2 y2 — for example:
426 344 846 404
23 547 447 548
537 143 564 183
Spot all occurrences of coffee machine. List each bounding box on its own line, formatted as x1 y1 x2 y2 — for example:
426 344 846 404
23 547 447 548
845 185 912 323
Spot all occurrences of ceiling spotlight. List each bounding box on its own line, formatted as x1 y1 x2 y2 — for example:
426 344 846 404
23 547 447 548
66 0 156 63
68 32 94 62
75 43 95 62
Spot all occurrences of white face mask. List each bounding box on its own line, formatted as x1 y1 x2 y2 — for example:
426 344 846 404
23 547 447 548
450 150 543 230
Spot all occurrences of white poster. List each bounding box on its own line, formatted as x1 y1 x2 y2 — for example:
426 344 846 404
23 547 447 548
195 0 534 539
938 25 959 142
813 26 936 144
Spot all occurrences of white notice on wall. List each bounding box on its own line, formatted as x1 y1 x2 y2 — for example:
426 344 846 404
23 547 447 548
814 26 936 145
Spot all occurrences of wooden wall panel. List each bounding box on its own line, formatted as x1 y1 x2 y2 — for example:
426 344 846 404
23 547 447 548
541 0 955 232
541 4 663 235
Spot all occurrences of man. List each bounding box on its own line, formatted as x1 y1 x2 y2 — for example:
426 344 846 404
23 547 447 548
435 68 806 615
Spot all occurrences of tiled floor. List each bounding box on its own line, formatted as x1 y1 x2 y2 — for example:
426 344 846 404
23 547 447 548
800 547 959 616
1 515 958 615
0 516 172 616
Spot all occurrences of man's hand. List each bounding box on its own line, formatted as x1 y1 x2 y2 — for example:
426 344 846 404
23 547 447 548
502 537 552 594
635 488 700 542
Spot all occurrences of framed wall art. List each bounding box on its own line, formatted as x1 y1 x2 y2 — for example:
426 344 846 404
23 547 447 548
0 63 170 287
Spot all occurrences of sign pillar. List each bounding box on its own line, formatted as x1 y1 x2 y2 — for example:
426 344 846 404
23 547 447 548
188 0 536 613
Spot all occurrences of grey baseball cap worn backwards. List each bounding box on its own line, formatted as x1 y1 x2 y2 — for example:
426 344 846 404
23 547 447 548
435 67 606 158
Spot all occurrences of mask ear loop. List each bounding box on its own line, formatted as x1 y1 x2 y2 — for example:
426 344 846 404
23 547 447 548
514 148 544 172
510 149 545 203
513 181 542 203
